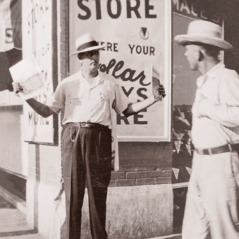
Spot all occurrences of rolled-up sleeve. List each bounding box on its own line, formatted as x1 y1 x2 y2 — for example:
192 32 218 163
199 69 239 127
200 99 239 127
112 83 130 114
47 82 65 113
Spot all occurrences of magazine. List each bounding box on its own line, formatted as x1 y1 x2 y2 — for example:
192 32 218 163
9 56 45 100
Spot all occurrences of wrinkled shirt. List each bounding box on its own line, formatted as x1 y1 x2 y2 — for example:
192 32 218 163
47 71 129 127
192 63 239 148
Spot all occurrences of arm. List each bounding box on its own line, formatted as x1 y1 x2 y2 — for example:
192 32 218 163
12 82 56 118
123 84 166 117
197 72 239 127
123 95 156 117
26 98 55 118
199 99 239 127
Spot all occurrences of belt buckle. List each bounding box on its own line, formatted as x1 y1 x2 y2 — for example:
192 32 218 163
82 122 95 128
80 122 88 128
196 148 203 155
228 144 232 152
85 123 93 128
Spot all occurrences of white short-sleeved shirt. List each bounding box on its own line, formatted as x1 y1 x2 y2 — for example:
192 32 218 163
47 70 129 127
192 63 239 148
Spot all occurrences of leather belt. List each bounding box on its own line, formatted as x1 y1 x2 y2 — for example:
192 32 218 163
68 122 109 130
195 143 239 155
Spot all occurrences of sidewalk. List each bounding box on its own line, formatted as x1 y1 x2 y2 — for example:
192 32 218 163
0 195 43 239
0 191 181 239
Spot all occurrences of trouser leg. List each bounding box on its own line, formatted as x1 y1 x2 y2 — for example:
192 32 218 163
82 127 112 239
182 164 210 239
200 152 239 239
69 144 86 239
62 125 86 239
183 152 239 239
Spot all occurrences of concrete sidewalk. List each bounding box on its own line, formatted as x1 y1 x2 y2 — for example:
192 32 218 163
0 189 181 239
149 236 181 239
0 195 43 239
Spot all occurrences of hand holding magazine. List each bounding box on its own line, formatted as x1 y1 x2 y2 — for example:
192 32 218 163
10 56 45 100
152 66 166 101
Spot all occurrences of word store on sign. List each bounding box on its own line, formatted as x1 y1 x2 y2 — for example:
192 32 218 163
77 0 157 20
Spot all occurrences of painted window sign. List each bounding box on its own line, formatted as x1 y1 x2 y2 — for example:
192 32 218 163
0 0 21 51
22 0 56 144
70 0 172 142
77 0 158 19
172 0 222 24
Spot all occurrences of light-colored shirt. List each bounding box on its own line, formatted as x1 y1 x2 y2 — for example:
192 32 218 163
47 70 130 126
192 63 239 148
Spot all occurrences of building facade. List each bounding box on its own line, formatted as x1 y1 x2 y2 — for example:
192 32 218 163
0 0 239 238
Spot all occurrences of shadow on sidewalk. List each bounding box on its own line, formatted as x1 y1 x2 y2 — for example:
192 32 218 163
0 195 39 238
0 229 37 237
0 196 15 209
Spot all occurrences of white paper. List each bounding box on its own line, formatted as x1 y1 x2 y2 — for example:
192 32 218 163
9 56 45 100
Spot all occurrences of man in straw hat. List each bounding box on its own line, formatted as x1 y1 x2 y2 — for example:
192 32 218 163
13 33 165 239
175 20 239 239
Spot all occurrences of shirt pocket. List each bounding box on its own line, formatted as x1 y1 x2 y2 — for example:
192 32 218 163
70 94 83 108
95 88 110 102
100 90 109 101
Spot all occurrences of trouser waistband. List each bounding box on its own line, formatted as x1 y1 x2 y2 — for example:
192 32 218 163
67 122 109 130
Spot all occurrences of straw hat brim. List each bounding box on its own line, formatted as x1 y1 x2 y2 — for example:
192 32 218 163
175 34 232 50
70 45 105 56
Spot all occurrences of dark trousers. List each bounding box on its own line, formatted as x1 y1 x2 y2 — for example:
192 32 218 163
61 123 112 239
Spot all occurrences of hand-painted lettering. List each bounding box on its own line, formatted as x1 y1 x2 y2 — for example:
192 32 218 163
5 28 13 43
77 0 157 20
145 0 157 18
133 110 147 124
77 0 91 20
99 59 150 86
107 0 121 19
137 88 147 100
99 41 119 52
128 44 155 55
122 86 134 97
126 0 140 18
117 114 129 124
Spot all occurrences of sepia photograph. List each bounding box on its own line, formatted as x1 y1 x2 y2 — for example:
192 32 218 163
0 0 239 239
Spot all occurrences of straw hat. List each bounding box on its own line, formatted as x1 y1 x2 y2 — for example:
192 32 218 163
175 20 232 50
71 33 105 55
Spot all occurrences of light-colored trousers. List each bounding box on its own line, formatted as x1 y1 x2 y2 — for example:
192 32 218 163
182 151 239 239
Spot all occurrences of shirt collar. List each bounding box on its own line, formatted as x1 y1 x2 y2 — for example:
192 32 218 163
196 63 225 88
80 70 103 88
206 62 225 77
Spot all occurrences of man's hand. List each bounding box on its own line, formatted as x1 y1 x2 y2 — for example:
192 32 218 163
12 82 24 95
152 66 166 101
153 83 166 101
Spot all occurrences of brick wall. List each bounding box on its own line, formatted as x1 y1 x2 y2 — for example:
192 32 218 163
111 142 172 186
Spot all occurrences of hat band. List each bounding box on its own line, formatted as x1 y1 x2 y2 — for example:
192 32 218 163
184 41 221 47
77 40 98 52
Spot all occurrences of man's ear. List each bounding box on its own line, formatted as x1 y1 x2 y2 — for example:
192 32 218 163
198 49 204 61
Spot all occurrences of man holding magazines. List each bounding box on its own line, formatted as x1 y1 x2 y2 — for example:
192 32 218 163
13 33 166 239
